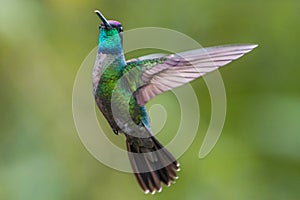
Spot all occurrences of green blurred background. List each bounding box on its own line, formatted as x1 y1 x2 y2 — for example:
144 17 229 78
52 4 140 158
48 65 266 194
1 0 300 199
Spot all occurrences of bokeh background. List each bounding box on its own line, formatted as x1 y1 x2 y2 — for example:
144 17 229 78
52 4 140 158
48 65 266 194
1 0 300 199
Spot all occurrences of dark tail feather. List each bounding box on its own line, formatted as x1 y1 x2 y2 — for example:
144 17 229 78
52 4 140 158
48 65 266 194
126 136 180 194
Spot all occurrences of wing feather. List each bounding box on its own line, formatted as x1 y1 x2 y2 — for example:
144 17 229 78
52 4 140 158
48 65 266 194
125 44 257 106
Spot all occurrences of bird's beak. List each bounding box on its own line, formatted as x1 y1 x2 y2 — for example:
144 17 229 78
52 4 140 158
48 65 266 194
94 10 112 29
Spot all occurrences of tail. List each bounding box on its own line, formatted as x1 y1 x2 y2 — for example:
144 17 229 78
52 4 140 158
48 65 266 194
126 135 180 194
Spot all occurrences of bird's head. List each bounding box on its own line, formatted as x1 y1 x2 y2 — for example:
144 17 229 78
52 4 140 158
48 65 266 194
95 10 123 54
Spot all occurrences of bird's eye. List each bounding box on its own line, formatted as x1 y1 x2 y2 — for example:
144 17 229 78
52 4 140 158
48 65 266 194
118 26 123 32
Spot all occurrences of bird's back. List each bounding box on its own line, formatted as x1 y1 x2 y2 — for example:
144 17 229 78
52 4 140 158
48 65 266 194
93 54 150 134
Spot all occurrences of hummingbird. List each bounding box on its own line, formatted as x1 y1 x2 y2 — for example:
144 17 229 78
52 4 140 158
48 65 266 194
92 10 257 194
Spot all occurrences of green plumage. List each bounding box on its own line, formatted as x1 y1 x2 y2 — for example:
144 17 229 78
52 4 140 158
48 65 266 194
95 50 167 133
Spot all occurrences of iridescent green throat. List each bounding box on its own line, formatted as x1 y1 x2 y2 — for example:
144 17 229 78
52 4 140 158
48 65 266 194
98 28 123 54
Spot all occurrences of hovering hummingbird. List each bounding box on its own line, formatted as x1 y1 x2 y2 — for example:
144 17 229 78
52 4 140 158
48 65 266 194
92 10 257 194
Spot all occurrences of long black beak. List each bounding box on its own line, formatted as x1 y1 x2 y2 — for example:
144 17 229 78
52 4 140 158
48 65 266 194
94 10 112 29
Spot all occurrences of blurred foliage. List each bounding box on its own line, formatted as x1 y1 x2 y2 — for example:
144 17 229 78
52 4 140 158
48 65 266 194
1 0 300 199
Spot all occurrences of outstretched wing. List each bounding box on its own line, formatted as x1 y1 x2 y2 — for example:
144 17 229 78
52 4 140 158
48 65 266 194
124 44 258 106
